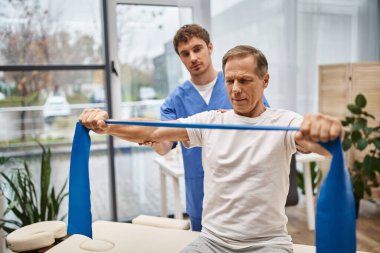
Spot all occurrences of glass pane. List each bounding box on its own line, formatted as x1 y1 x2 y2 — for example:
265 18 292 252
0 0 103 65
116 4 191 103
115 4 191 220
0 70 110 221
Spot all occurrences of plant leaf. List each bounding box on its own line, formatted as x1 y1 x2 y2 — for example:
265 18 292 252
376 158 380 173
364 184 372 197
59 214 68 221
296 170 305 195
365 127 374 135
373 137 380 149
351 130 362 142
363 111 375 119
0 157 11 165
2 225 16 234
352 175 364 199
356 138 368 151
56 178 68 202
353 161 362 172
346 117 355 124
363 156 377 174
342 137 352 151
39 144 52 221
347 104 362 115
342 116 355 126
352 124 365 131
0 218 22 228
1 172 24 208
356 117 367 127
355 94 366 108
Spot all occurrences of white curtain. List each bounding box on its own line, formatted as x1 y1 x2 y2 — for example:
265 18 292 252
208 0 379 115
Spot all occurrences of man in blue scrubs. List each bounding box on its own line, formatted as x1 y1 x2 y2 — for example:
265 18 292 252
148 24 269 231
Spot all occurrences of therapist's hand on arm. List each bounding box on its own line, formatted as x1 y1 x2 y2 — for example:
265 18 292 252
295 113 343 156
139 141 174 156
79 108 189 144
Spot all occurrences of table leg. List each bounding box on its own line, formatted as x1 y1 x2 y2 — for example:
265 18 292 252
172 177 183 219
303 162 315 231
159 169 168 217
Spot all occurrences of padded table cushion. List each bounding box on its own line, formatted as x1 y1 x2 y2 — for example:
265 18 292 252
132 215 190 230
47 221 199 253
6 221 66 252
45 221 369 253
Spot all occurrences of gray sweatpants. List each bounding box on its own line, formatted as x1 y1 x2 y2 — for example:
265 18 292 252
179 236 293 253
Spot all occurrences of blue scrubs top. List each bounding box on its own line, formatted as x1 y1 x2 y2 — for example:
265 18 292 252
160 71 269 219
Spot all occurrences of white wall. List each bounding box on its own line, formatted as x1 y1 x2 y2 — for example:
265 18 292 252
210 0 379 115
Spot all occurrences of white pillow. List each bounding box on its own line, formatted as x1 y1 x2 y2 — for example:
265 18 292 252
6 221 66 252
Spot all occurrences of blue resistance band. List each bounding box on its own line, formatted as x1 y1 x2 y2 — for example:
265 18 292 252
105 120 301 131
68 121 356 253
317 139 356 253
67 123 92 238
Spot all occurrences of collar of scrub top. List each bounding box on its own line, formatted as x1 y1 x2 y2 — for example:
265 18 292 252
68 121 356 253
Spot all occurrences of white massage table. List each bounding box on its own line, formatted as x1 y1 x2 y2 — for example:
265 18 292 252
6 216 369 253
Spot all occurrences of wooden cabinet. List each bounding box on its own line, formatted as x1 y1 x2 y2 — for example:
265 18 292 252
319 62 380 125
319 62 380 198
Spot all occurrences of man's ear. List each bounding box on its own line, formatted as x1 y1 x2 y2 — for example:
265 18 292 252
263 73 270 88
208 42 213 53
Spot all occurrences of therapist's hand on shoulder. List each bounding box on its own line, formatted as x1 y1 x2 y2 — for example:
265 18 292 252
79 108 110 134
295 113 342 155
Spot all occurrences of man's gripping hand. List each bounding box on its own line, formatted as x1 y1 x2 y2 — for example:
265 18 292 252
79 108 110 134
295 113 342 155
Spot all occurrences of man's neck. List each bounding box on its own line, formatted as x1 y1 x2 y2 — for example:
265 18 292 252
190 67 218 86
235 104 267 118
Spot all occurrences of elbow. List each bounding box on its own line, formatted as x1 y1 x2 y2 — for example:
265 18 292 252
156 149 168 156
150 130 161 142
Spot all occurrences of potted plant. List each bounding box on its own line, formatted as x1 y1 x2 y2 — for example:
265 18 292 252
296 161 323 196
0 142 68 233
341 93 380 217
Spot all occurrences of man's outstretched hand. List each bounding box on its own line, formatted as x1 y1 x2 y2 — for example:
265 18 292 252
295 113 342 155
79 108 110 134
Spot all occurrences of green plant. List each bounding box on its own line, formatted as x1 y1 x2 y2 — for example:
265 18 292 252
296 161 323 196
0 142 68 233
341 93 380 209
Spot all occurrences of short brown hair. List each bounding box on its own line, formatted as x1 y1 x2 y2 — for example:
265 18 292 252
173 24 210 54
222 45 268 79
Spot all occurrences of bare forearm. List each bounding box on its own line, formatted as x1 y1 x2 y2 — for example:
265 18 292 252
86 117 189 144
295 139 331 156
79 109 189 143
104 120 158 143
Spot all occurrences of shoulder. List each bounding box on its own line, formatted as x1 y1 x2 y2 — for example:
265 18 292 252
217 71 224 79
216 71 225 82
181 109 228 123
265 108 303 125
165 81 191 101
166 86 184 100
162 82 187 106
192 110 217 120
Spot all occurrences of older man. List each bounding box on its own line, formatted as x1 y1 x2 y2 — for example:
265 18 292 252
146 24 269 231
79 45 341 253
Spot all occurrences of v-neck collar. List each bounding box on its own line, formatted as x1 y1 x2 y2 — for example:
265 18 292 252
183 71 224 109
